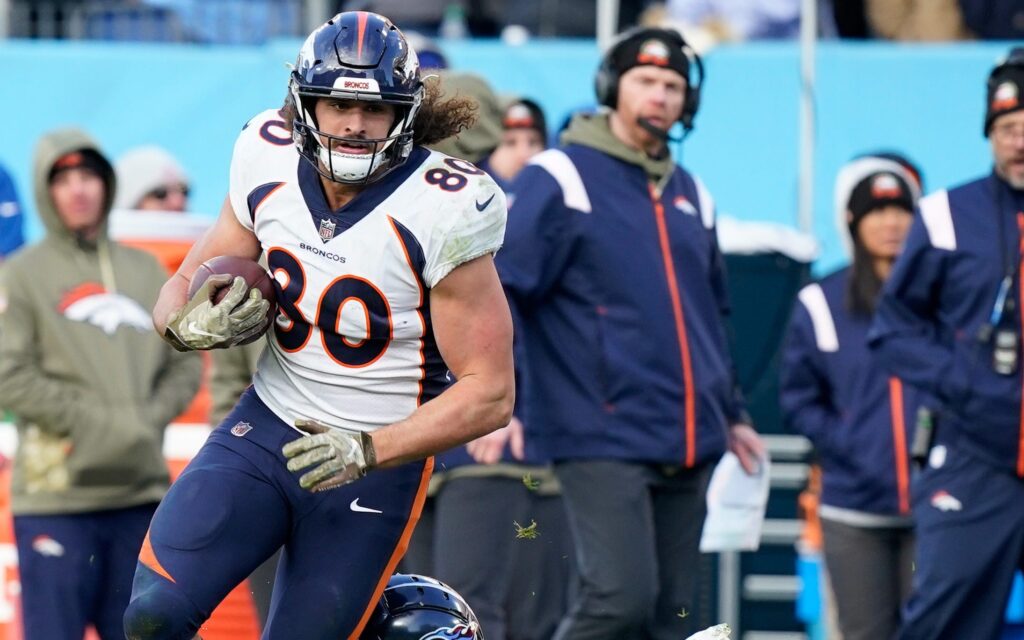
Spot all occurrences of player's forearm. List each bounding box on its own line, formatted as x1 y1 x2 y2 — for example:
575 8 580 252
371 372 515 468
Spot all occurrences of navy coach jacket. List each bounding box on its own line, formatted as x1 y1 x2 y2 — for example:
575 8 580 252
869 173 1024 476
495 114 746 467
782 268 922 517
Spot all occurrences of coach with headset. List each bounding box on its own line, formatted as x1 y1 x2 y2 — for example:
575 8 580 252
868 48 1024 640
496 26 764 639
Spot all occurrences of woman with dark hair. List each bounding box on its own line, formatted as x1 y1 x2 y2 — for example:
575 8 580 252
780 155 925 640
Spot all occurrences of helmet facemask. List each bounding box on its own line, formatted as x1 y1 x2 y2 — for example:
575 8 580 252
291 82 422 185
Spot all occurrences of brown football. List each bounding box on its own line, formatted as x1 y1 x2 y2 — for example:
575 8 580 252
188 255 278 344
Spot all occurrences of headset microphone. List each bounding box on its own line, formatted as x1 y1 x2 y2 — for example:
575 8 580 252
637 117 683 143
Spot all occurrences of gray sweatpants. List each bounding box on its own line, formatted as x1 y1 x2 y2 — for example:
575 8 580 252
432 475 576 640
821 518 914 640
553 459 712 640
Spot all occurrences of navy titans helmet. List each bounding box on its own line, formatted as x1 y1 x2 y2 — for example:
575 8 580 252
289 11 423 184
361 574 483 640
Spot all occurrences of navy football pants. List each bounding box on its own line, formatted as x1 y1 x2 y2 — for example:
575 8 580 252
124 388 430 640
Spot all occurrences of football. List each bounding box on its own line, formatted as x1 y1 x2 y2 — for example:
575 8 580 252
188 255 278 344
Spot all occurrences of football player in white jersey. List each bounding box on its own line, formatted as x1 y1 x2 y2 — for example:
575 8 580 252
124 12 511 640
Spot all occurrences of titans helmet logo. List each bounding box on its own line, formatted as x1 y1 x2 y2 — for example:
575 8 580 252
418 623 478 640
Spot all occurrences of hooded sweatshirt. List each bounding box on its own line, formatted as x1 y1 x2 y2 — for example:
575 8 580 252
0 129 201 515
497 111 748 467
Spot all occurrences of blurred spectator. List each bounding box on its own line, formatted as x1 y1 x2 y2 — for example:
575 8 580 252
478 98 548 189
114 145 191 212
404 30 450 70
781 155 923 640
342 0 647 37
0 128 200 639
497 27 763 639
870 47 1024 640
427 72 504 163
866 0 971 41
661 0 838 48
828 0 870 38
339 0 501 37
959 0 1024 39
666 0 802 41
0 163 25 260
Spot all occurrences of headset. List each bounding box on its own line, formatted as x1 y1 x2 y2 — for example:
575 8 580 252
594 26 704 132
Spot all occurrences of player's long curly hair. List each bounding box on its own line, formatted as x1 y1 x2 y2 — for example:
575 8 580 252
412 77 478 145
279 78 477 147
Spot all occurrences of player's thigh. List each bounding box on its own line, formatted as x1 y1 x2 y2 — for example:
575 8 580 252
143 441 291 612
264 459 431 639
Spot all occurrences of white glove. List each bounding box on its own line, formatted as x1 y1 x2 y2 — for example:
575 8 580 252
164 275 269 351
282 419 378 492
686 624 731 640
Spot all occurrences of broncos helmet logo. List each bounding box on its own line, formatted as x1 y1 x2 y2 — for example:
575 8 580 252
418 623 478 640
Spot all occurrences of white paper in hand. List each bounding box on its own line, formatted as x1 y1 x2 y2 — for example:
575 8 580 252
685 623 731 639
699 451 770 552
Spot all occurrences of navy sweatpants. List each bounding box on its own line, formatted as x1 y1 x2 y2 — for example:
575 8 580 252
13 502 157 640
899 445 1024 640
125 388 431 640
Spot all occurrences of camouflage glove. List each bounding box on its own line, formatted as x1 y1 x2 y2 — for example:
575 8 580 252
164 275 269 352
282 419 378 492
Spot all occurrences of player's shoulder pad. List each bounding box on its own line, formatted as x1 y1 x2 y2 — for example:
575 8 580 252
236 108 294 152
525 149 592 213
418 150 507 216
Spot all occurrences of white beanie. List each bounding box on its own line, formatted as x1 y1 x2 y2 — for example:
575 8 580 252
114 146 190 210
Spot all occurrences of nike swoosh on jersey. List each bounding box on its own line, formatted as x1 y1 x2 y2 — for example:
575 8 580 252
349 498 383 514
475 194 495 211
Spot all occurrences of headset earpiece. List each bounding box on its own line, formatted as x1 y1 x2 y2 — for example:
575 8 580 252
593 27 704 130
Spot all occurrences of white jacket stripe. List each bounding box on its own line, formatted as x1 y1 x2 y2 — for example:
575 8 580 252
919 190 956 250
529 149 592 214
798 283 839 353
694 176 716 230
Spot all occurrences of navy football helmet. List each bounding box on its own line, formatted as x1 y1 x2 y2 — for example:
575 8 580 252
289 11 423 184
361 574 483 640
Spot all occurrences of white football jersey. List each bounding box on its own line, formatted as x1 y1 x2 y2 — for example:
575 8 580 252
228 109 507 431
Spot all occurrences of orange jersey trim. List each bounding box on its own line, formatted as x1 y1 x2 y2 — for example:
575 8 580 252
346 457 434 639
388 216 427 406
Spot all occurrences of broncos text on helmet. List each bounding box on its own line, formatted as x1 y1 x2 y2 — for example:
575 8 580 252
361 574 483 640
289 11 423 184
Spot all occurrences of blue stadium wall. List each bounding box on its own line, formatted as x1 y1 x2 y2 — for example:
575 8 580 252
1 39 1010 273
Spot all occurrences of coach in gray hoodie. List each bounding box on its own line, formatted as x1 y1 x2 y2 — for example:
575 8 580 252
0 128 200 640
